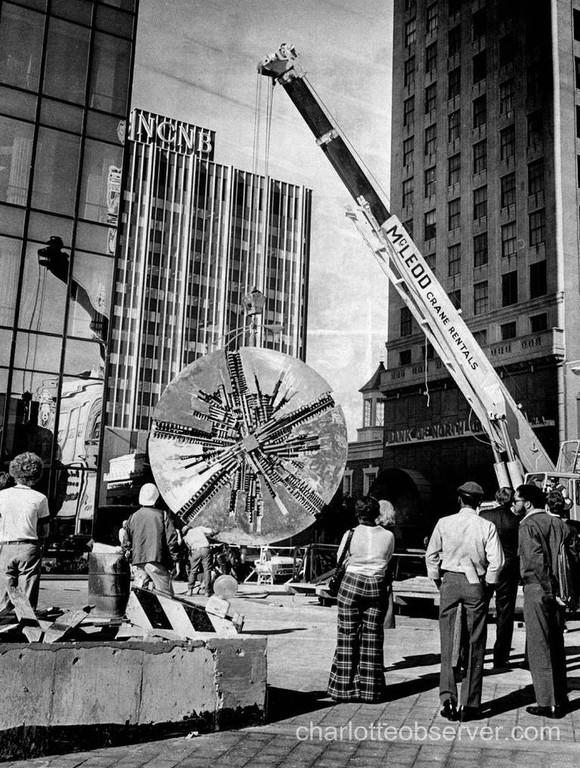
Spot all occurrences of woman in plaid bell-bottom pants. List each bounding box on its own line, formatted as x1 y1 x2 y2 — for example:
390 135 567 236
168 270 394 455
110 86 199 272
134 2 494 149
328 497 394 702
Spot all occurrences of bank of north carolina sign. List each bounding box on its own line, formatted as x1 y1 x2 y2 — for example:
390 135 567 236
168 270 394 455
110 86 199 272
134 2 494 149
385 415 555 445
129 109 215 160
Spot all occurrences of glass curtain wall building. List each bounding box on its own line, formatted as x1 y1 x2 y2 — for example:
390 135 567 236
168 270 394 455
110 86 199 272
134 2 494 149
101 109 311 504
0 0 138 536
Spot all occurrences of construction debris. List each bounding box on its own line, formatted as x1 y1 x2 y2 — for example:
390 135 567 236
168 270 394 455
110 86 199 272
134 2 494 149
0 586 244 643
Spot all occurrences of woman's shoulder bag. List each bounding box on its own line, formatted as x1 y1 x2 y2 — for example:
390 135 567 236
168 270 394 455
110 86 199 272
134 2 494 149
327 528 355 597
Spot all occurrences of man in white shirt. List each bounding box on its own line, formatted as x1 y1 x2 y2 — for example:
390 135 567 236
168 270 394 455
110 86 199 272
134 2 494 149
0 452 50 612
426 481 504 723
183 524 219 595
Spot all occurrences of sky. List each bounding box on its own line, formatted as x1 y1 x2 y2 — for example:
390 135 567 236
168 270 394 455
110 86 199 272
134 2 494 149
131 0 394 439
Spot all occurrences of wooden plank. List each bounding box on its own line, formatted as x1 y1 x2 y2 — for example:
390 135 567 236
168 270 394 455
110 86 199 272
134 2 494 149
7 587 43 642
125 590 156 629
156 594 200 639
206 613 238 636
43 608 92 643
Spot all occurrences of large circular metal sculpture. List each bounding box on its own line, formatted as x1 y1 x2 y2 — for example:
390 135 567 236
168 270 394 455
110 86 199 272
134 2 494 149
149 347 348 545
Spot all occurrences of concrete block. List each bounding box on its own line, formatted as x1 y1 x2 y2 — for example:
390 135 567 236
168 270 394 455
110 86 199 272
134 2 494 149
0 636 267 761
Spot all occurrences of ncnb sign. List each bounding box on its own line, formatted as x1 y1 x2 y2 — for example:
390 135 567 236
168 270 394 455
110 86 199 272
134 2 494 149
129 109 215 160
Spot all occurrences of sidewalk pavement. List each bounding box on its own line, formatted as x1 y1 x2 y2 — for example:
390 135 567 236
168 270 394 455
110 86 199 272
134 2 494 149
3 578 580 767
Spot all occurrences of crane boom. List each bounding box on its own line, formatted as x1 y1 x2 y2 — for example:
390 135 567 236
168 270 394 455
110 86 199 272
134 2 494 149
259 43 555 484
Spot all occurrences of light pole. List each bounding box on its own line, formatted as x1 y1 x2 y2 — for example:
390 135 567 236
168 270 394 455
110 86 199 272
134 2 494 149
242 286 266 347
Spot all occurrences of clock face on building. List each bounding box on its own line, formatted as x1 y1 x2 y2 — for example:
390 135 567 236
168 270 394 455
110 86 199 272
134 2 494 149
149 347 348 545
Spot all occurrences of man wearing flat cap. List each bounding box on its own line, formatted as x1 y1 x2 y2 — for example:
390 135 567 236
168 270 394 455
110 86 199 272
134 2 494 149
426 481 504 722
124 483 181 597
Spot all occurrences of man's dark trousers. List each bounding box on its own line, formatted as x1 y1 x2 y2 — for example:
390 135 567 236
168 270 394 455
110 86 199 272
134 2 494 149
439 571 487 708
523 582 567 707
492 558 519 666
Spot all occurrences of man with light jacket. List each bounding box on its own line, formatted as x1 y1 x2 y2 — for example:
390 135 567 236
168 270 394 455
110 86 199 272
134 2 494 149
426 481 504 723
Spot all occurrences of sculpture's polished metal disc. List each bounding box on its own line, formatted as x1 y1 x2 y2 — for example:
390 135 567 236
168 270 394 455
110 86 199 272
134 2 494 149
149 347 347 545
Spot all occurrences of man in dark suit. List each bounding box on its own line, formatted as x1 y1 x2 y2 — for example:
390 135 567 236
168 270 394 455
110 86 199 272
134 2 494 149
516 483 571 719
479 487 520 668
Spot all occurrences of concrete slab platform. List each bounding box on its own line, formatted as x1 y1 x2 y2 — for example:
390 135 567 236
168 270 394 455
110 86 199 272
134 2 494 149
0 635 266 762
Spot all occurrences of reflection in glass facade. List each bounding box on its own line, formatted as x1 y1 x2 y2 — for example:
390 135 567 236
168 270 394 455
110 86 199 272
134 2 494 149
102 109 311 504
0 0 138 537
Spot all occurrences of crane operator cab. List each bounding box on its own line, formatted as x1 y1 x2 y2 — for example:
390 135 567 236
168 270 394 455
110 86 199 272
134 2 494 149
525 439 580 523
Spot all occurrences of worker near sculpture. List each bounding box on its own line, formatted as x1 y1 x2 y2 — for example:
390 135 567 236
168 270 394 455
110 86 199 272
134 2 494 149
327 495 395 703
124 483 181 597
479 486 520 669
183 524 219 596
516 483 573 719
0 452 50 613
426 481 504 722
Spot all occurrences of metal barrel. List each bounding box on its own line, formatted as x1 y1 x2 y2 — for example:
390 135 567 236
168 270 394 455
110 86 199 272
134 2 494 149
87 552 130 618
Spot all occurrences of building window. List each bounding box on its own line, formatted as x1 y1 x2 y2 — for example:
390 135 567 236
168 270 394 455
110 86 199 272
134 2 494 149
473 51 486 84
501 221 517 257
527 110 543 147
473 329 488 346
474 232 488 267
403 218 414 238
425 82 437 114
449 0 461 17
474 281 488 315
527 62 542 99
448 25 461 58
363 399 372 427
502 271 518 306
375 400 385 427
473 95 487 128
400 306 412 336
528 158 544 195
473 139 487 174
448 153 460 186
426 3 438 34
499 80 514 116
448 68 461 100
403 96 415 127
472 8 486 40
402 177 414 208
448 110 460 143
530 313 547 332
448 243 461 275
473 186 487 220
342 471 353 497
530 260 547 297
399 350 412 366
529 209 545 246
425 252 436 271
449 289 461 309
426 42 437 75
448 198 460 231
424 166 436 197
363 468 378 496
575 9 580 40
500 125 515 160
501 321 517 340
499 33 515 66
404 56 416 88
425 209 436 240
424 124 437 156
403 136 414 167
500 172 516 208
576 57 580 88
405 18 417 46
